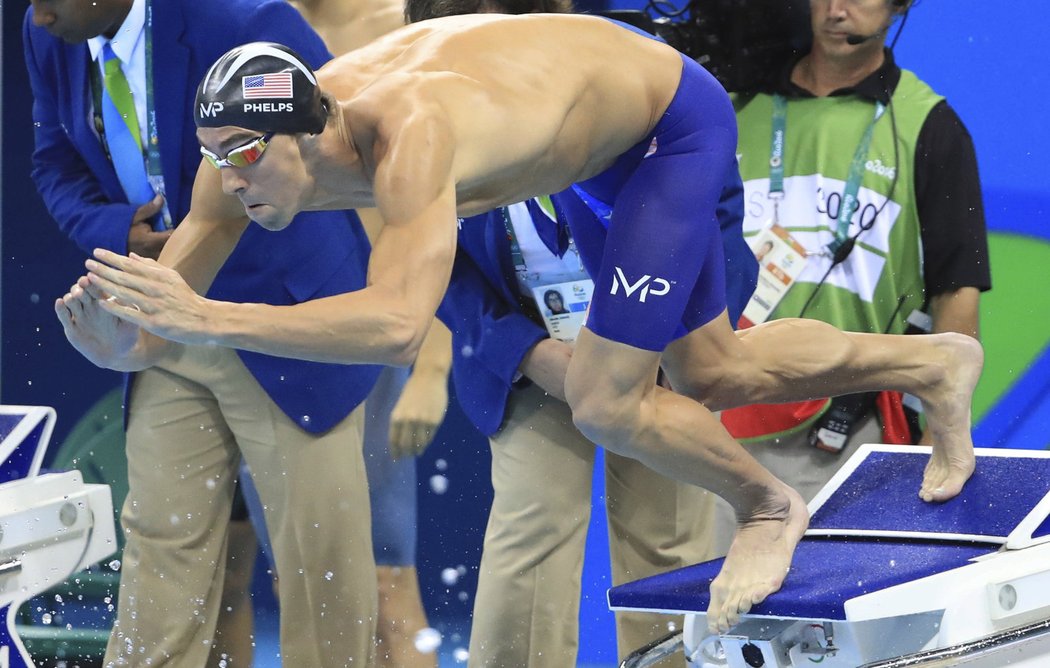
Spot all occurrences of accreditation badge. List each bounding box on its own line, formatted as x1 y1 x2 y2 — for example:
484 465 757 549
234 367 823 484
529 278 594 344
738 222 809 328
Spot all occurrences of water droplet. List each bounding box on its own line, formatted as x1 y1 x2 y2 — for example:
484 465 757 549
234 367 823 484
413 627 442 653
441 568 459 586
324 571 334 581
435 459 448 472
429 475 449 495
453 647 469 662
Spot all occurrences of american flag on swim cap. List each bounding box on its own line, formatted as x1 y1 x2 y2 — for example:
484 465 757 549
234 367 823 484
242 72 294 99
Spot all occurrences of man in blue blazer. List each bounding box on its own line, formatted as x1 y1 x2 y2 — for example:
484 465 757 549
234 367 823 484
437 182 756 664
25 0 381 664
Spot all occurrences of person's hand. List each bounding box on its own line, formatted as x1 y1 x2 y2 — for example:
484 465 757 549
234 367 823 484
86 248 212 346
388 367 449 459
519 338 573 401
127 195 173 259
54 276 142 370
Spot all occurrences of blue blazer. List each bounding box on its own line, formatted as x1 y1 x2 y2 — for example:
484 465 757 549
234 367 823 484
440 182 757 437
24 0 380 433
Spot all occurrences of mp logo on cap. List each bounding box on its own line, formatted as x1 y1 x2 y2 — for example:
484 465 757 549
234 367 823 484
199 101 225 118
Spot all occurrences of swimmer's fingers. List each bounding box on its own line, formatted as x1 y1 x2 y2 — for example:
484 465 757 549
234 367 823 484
86 253 163 299
92 248 158 274
55 295 75 329
91 274 149 327
78 273 110 301
85 264 162 318
55 281 90 324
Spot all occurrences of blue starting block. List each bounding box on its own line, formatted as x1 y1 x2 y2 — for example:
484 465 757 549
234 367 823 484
0 406 117 668
609 445 1050 668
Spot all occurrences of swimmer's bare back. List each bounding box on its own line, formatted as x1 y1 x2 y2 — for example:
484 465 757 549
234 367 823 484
317 14 685 214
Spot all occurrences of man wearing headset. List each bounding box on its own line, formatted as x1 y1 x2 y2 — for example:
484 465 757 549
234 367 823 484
714 0 991 550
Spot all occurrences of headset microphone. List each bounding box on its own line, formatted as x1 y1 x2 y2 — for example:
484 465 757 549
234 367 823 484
846 31 881 45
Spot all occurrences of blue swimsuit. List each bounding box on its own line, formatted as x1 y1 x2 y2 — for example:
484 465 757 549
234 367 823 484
557 53 741 351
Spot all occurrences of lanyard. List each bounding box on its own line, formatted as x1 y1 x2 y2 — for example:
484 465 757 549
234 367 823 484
89 0 172 229
769 94 885 253
142 0 171 228
501 206 527 273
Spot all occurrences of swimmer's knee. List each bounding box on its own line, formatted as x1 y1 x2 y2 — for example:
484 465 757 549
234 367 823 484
568 390 645 455
665 368 722 405
565 390 604 444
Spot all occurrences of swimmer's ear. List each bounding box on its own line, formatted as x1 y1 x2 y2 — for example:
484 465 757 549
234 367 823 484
314 92 337 135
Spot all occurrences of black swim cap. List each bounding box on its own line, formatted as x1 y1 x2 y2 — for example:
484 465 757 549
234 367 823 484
195 42 326 135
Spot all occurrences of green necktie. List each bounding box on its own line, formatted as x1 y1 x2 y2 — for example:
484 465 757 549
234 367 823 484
100 42 156 209
102 43 143 151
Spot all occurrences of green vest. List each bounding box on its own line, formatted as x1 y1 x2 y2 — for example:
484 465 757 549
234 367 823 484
734 70 943 334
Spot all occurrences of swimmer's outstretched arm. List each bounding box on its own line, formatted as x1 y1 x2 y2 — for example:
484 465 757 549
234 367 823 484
87 116 460 368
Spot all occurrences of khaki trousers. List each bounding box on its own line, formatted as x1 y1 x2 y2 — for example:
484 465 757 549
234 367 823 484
468 383 717 667
711 413 883 556
104 345 377 667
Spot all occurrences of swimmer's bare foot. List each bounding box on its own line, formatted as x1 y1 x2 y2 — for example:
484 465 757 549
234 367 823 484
707 483 808 634
917 333 983 503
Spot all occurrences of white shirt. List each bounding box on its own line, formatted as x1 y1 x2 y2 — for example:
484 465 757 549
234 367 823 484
505 200 586 295
87 0 148 148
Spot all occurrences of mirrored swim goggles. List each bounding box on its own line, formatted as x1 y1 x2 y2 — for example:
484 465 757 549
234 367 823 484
200 132 275 169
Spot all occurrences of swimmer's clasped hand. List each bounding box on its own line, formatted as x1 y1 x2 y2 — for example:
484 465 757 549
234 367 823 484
54 274 144 371
87 248 213 345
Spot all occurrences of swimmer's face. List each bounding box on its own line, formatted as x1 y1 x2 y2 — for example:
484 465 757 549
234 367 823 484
30 0 129 43
197 126 310 231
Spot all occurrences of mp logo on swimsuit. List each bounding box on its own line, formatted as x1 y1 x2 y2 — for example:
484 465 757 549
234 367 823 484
610 266 670 302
